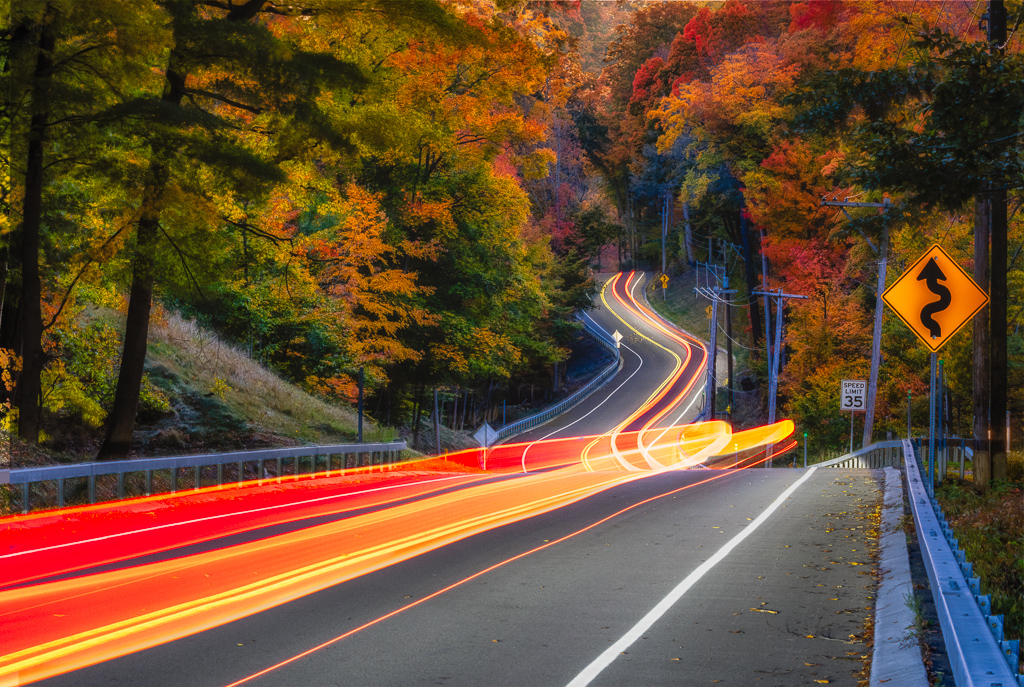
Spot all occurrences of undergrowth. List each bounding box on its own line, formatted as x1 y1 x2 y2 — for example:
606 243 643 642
935 463 1024 674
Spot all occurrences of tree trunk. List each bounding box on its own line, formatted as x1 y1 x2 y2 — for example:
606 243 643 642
974 196 992 489
96 213 160 460
15 12 55 444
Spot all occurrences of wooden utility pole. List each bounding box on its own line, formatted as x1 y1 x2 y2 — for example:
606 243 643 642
975 0 1009 487
989 0 1008 481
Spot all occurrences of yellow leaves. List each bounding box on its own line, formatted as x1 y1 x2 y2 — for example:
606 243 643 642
516 147 557 181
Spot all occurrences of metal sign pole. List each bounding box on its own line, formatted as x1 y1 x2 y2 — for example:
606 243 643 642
850 410 854 455
907 390 911 439
928 352 937 495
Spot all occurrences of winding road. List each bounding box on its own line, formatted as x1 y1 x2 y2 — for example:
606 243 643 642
0 272 881 687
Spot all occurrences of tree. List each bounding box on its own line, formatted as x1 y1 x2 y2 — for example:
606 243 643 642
5 0 167 443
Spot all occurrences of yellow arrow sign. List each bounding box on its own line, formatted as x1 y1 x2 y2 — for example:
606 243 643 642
881 244 988 352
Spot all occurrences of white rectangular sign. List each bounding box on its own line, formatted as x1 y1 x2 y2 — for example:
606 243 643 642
840 379 867 411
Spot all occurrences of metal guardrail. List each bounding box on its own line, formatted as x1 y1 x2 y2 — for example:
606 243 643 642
813 440 905 469
903 439 1022 686
0 441 407 514
494 313 621 443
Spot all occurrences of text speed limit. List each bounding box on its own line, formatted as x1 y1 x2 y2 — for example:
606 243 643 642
840 379 867 411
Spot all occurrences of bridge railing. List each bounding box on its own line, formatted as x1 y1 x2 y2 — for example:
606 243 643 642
494 313 621 443
0 441 406 514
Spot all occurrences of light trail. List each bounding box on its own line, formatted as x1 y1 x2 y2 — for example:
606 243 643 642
0 272 798 686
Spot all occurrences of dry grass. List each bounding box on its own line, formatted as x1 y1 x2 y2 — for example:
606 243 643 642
146 312 394 445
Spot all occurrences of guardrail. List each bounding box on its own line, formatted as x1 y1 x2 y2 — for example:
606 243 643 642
903 439 1021 686
813 440 904 469
494 313 621 443
0 441 407 514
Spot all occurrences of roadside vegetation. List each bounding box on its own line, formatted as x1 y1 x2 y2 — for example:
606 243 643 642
935 456 1024 673
6 1 1024 480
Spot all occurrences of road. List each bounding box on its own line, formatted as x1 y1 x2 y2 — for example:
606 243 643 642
0 272 881 686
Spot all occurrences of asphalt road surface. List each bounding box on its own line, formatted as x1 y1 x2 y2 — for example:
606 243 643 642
7 273 883 687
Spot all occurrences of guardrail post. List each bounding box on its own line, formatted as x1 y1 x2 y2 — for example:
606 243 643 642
217 463 224 485
194 466 201 490
57 477 65 508
118 472 126 499
170 468 177 493
237 461 243 484
21 483 29 514
145 469 153 496
88 475 96 503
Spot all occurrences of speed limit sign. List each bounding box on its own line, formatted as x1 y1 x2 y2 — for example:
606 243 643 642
840 380 867 411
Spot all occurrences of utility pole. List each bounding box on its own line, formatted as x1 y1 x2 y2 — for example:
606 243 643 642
725 278 734 422
707 290 719 420
753 288 808 465
695 255 736 422
821 196 893 448
989 0 1008 482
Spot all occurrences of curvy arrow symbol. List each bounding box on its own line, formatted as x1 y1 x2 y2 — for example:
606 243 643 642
917 257 951 339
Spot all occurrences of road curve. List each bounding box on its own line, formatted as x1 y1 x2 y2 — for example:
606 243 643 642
0 272 881 687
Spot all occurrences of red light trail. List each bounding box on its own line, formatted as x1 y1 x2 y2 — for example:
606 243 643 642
0 274 796 686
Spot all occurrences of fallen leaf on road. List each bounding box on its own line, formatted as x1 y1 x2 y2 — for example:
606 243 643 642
804 662 820 666
750 608 779 614
813 680 830 684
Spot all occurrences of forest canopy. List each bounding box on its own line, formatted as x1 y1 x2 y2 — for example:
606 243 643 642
4 0 1024 462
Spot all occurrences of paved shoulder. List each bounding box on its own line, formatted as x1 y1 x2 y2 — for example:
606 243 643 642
591 468 883 687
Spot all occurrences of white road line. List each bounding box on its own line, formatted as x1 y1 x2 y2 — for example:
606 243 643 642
565 466 819 687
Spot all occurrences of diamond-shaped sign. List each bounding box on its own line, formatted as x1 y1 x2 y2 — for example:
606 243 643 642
881 244 988 352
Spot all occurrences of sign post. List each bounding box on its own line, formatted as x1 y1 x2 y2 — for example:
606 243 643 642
840 379 867 454
882 244 989 491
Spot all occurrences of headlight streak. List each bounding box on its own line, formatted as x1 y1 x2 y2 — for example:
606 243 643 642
618 272 710 457
0 269 798 686
0 423 794 685
587 273 682 472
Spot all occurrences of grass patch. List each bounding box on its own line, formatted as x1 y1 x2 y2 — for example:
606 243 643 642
146 313 396 449
935 466 1024 674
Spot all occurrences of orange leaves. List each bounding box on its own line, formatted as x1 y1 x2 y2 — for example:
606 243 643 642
655 41 800 158
297 182 438 376
304 374 359 404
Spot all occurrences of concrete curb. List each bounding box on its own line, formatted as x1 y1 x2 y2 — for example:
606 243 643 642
870 467 929 686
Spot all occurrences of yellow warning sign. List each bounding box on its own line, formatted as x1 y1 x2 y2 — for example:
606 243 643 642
881 244 988 352
660 274 669 288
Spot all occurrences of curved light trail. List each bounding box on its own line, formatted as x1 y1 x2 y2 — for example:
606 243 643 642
0 273 795 686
